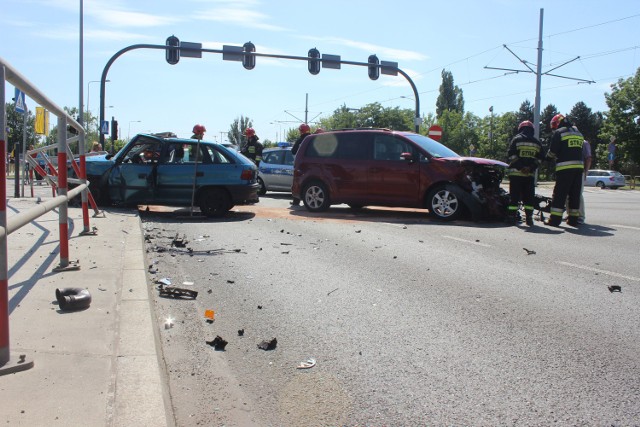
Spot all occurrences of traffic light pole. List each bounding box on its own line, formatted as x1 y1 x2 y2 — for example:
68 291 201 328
99 41 422 151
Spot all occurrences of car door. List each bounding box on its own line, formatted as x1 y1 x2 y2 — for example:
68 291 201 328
154 142 213 205
259 150 285 190
367 134 421 205
107 140 160 204
330 133 372 202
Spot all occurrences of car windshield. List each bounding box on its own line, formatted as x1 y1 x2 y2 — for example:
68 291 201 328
404 133 460 158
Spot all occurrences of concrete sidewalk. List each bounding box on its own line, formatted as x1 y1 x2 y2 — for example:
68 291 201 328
0 179 171 426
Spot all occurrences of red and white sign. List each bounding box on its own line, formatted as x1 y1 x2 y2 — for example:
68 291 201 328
428 125 443 141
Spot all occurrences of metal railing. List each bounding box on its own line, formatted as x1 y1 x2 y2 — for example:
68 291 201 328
1 56 94 374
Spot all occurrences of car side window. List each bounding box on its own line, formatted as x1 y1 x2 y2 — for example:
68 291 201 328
284 150 294 166
337 133 371 160
373 135 410 161
123 140 161 164
182 144 210 164
205 146 233 164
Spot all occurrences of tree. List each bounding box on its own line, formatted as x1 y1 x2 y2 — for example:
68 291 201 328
569 101 603 166
317 103 413 131
600 68 640 174
436 69 464 119
5 102 38 153
228 115 253 148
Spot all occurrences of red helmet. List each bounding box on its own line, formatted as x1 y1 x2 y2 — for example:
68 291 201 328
192 124 206 134
245 127 256 137
550 114 564 130
518 120 534 131
299 123 310 134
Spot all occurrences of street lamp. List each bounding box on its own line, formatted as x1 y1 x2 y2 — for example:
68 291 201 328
128 120 141 140
87 79 109 134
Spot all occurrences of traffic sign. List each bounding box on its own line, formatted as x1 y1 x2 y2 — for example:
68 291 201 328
101 120 109 134
428 124 442 141
14 89 26 113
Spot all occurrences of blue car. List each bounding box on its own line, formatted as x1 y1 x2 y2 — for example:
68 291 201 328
79 133 259 217
257 147 294 195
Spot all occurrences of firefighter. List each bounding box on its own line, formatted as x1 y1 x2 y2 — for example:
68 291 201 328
506 120 544 227
545 114 585 227
241 127 263 165
192 124 206 140
290 123 312 206
291 123 311 155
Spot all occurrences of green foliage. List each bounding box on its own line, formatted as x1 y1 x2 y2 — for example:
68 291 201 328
436 69 464 119
228 116 253 147
5 102 38 152
600 67 640 174
317 103 414 131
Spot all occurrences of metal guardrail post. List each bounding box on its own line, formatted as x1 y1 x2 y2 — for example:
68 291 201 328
0 64 35 374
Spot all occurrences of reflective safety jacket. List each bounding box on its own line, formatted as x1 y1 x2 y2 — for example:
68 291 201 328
241 137 263 163
507 131 544 177
547 125 584 172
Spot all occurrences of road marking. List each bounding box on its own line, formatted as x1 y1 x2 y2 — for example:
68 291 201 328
556 261 640 282
442 235 491 247
610 224 640 231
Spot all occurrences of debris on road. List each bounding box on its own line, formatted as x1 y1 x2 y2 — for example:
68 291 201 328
56 287 92 311
164 318 174 329
238 329 245 336
204 309 215 322
327 288 339 296
257 338 277 351
296 358 316 369
523 248 536 255
608 285 622 293
172 234 188 248
206 336 228 351
157 278 172 286
158 286 198 299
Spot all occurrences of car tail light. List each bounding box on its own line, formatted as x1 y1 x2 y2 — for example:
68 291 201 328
240 169 254 180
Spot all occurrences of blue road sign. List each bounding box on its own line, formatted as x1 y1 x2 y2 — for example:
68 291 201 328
14 89 26 113
101 120 109 134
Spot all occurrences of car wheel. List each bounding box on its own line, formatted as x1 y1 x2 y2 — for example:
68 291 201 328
198 188 231 217
427 186 461 221
596 181 605 188
303 181 330 212
257 177 267 195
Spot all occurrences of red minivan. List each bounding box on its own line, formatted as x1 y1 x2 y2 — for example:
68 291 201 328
291 129 509 221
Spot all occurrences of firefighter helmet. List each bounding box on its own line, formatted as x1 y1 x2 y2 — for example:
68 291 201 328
299 123 311 134
245 127 256 137
192 124 206 135
550 114 565 130
518 120 534 131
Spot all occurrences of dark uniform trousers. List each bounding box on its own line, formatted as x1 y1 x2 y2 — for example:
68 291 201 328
550 169 583 222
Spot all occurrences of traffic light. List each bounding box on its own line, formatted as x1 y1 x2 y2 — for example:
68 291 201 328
166 35 180 65
243 42 256 70
368 55 379 80
308 48 321 75
111 119 118 141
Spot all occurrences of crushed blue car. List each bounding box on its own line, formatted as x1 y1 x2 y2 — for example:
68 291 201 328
75 133 259 217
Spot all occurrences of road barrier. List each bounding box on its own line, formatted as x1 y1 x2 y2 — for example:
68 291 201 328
1 56 96 375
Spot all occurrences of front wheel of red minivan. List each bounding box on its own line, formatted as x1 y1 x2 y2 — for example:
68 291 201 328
427 186 462 221
303 181 331 212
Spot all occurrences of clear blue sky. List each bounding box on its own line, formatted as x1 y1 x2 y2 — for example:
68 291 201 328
2 0 639 143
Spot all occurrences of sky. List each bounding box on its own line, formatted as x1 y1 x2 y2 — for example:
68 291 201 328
2 0 639 145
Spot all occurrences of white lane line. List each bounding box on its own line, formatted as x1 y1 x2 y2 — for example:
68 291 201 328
442 235 491 247
610 224 640 231
556 261 640 282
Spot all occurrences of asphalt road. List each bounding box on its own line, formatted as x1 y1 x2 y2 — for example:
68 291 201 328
142 186 640 426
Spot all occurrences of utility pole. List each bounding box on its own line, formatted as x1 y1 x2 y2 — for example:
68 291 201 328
484 8 594 139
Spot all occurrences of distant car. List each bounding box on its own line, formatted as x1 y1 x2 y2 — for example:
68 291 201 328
76 133 259 217
291 128 509 221
257 147 294 195
584 169 626 189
